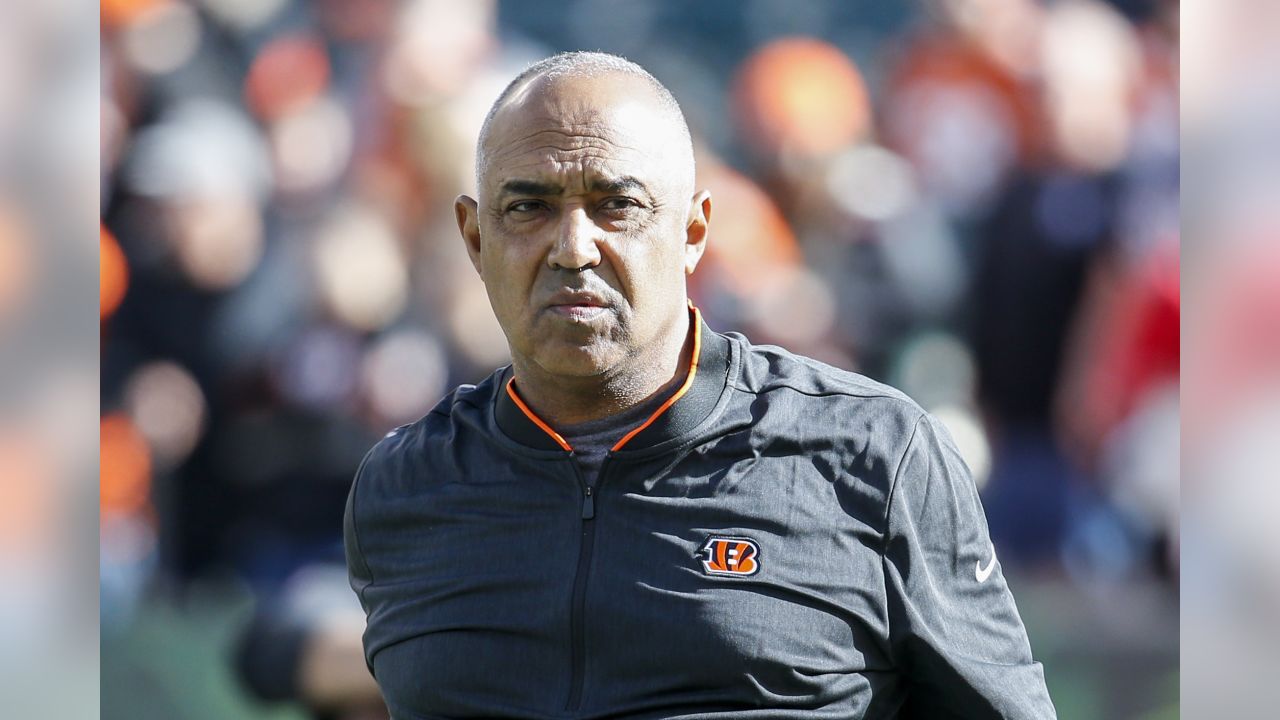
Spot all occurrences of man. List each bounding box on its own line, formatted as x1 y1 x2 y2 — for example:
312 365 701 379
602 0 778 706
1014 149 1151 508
345 52 1056 719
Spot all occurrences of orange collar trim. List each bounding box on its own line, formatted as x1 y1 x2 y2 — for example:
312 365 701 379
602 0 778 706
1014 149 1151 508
504 377 574 452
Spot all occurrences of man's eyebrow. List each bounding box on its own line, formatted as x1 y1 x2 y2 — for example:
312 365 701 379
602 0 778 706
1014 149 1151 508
590 176 650 196
498 179 563 197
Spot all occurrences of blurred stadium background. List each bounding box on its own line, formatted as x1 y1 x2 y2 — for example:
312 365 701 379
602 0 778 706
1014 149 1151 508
93 0 1186 717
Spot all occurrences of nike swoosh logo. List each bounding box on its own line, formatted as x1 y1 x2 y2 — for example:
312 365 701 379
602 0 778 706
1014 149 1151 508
975 545 997 583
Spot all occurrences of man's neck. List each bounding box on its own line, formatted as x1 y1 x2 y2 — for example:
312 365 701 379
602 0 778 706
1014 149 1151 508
511 311 693 427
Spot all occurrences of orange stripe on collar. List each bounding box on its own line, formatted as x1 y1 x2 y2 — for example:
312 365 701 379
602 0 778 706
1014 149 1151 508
505 377 574 452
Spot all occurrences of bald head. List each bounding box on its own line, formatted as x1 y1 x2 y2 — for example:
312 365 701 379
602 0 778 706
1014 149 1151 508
476 52 695 191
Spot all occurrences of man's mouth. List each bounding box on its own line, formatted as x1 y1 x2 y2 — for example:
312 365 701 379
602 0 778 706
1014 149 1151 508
548 304 609 321
545 290 611 322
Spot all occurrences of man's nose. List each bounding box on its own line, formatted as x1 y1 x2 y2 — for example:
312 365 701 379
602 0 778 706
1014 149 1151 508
547 206 601 271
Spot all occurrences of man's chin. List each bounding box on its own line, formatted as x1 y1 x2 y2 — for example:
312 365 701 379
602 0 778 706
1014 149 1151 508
530 341 620 379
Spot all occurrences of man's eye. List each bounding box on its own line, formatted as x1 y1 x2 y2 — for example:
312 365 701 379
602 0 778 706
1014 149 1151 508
507 200 546 214
599 197 639 212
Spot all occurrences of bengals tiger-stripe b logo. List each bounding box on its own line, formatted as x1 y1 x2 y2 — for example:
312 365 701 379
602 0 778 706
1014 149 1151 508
698 536 761 576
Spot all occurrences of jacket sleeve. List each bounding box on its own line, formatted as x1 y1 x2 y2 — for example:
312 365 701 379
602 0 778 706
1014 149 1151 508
344 447 377 674
882 413 1057 719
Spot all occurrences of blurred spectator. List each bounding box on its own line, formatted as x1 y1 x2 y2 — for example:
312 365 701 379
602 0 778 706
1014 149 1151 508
968 0 1167 573
883 0 1042 218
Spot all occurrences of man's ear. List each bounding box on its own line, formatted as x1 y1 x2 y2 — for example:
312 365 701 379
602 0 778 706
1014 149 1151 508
455 195 482 275
684 189 712 275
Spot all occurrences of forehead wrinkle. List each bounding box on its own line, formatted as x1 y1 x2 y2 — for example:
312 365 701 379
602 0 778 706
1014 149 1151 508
497 159 660 188
487 127 647 167
492 151 633 176
490 146 645 172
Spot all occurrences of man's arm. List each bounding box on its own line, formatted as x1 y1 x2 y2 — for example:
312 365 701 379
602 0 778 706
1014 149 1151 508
882 414 1057 719
235 570 386 716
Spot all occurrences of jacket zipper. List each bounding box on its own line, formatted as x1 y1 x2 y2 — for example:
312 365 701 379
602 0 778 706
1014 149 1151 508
566 456 609 712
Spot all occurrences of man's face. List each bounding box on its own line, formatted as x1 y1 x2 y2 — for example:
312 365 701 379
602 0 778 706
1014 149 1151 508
457 74 709 379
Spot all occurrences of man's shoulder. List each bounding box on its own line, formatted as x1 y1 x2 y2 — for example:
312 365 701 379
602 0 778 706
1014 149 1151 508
732 334 922 417
355 368 506 482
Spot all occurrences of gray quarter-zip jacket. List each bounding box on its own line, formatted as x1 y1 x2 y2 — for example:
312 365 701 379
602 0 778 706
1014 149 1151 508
345 310 1057 719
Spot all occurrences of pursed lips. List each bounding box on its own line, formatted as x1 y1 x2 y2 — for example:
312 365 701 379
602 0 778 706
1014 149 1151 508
544 290 612 320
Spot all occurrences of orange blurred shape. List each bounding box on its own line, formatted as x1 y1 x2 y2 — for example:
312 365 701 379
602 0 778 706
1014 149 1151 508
101 0 166 29
100 413 152 518
317 0 398 42
244 34 331 121
0 430 53 553
0 202 33 327
697 162 801 295
101 224 129 320
733 37 870 157
885 33 1041 167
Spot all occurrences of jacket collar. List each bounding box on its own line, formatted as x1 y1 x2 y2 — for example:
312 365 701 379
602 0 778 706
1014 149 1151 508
495 305 730 454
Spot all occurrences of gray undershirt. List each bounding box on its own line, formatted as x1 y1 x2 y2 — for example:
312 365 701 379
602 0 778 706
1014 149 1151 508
558 379 680 488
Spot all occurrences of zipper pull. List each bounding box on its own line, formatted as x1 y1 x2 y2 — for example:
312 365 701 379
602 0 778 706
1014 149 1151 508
581 486 595 520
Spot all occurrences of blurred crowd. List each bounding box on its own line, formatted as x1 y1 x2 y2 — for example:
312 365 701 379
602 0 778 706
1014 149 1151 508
99 0 1181 716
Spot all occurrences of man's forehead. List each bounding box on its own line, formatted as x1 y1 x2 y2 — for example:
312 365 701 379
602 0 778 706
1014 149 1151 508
485 136 651 187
